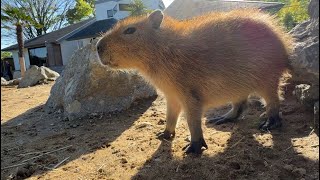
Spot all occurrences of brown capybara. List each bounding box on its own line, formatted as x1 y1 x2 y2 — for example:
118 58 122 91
97 9 294 154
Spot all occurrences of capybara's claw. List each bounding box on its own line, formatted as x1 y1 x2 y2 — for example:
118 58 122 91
157 130 175 140
259 116 282 131
182 138 208 154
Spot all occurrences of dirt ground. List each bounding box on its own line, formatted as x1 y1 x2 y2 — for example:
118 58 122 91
1 83 319 180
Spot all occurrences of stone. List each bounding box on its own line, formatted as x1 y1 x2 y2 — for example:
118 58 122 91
6 78 21 86
45 41 156 120
289 0 319 122
1 77 8 86
13 71 21 79
289 0 319 85
314 101 319 134
18 66 60 88
42 66 60 81
293 84 319 107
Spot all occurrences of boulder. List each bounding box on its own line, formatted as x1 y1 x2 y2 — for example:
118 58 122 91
43 67 60 81
289 0 319 130
293 84 319 108
314 101 319 134
289 0 319 85
7 78 21 86
18 66 60 88
13 71 21 79
1 77 8 86
45 41 156 120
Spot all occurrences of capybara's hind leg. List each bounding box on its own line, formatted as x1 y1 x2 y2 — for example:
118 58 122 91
208 100 247 125
259 93 282 131
157 97 181 140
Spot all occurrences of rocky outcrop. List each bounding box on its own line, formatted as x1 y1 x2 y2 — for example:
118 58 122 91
290 0 319 131
18 66 60 88
45 41 156 120
290 0 319 85
1 77 20 86
1 77 8 86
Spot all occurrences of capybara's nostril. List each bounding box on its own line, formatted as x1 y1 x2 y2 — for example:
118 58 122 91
97 46 101 53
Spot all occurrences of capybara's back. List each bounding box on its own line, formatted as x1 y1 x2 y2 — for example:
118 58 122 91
97 9 294 154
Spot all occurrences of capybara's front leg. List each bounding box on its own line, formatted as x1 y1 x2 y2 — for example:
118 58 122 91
183 100 208 154
157 97 181 140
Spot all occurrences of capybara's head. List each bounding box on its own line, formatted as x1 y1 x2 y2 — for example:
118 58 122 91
97 10 164 69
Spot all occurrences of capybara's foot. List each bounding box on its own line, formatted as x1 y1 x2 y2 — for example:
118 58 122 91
182 138 208 154
259 115 282 131
208 116 236 125
157 130 175 140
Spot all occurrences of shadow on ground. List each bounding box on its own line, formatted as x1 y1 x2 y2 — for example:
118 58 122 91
131 97 319 180
1 96 157 179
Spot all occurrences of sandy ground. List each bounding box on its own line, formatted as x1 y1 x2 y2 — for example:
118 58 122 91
1 83 319 180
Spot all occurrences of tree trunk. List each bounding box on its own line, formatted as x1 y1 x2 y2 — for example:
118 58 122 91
16 24 26 77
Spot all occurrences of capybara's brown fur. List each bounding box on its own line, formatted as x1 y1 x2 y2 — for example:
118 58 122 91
97 9 294 154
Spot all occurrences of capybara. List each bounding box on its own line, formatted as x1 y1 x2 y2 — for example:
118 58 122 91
97 9 294 154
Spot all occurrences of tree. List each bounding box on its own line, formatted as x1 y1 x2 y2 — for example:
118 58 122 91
1 51 12 60
66 0 94 24
1 5 33 77
1 0 73 40
128 0 152 16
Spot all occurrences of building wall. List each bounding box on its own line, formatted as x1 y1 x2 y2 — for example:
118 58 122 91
60 38 92 65
46 43 63 67
95 0 162 21
11 49 31 71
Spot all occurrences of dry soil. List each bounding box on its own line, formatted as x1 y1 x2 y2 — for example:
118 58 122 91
1 83 319 180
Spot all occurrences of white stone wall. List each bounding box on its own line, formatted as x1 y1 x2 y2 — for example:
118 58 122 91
60 38 91 66
11 49 30 71
95 0 162 21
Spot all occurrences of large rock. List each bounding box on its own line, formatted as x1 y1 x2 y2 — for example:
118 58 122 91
314 101 319 135
45 41 156 120
289 0 319 130
1 77 8 86
1 77 21 86
294 84 319 108
18 66 60 88
13 71 21 79
289 0 319 85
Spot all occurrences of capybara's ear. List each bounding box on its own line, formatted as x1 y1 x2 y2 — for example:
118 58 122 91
148 10 163 29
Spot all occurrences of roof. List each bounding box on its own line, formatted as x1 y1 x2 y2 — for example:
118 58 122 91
2 18 94 51
66 18 118 41
164 0 284 20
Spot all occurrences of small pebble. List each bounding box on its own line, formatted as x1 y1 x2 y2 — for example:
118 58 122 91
120 158 128 164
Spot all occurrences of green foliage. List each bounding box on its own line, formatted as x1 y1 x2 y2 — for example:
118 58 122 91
1 5 33 27
66 0 94 24
1 0 73 39
1 51 12 60
266 0 310 30
128 0 152 16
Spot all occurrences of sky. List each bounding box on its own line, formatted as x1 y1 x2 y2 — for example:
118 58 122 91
163 0 174 7
1 0 175 50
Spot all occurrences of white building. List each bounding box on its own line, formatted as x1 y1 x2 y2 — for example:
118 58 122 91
2 0 165 74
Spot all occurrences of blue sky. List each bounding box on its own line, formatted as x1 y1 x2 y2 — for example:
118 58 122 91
1 0 175 49
163 0 174 7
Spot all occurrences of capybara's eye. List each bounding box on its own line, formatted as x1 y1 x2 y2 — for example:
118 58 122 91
123 27 136 34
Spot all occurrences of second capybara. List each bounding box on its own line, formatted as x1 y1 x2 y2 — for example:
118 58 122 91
97 9 294 154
